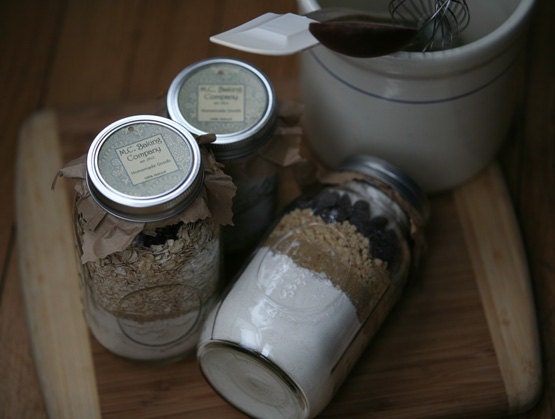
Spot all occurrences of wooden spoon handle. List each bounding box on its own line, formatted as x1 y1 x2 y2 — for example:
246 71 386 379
16 110 101 419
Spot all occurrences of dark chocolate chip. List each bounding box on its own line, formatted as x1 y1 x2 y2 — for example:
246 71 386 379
350 200 371 223
369 228 400 267
314 190 340 210
335 194 353 221
135 223 182 247
317 207 345 223
369 216 388 228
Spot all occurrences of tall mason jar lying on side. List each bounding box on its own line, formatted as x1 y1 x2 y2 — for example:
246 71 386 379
166 58 280 274
197 155 429 418
67 115 232 362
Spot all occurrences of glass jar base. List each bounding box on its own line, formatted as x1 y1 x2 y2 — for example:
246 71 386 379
199 341 309 419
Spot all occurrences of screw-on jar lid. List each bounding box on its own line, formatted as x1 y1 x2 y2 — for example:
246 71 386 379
86 115 204 222
166 58 277 161
338 154 430 221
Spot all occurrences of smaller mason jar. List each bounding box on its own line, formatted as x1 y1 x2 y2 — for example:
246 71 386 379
197 154 429 418
166 58 279 272
74 115 222 362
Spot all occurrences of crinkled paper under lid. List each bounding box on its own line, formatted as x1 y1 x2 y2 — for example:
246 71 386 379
222 99 305 180
57 136 236 263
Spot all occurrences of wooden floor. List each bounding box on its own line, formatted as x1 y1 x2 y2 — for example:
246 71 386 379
1 0 554 417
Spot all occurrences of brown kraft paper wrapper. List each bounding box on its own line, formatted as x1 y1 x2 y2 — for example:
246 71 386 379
55 134 236 263
222 99 305 180
55 99 306 263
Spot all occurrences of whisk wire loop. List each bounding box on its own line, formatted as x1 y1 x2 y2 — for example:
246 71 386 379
389 0 470 51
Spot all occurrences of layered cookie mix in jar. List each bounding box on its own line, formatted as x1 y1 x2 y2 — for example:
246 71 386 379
167 58 303 276
197 154 429 418
57 115 235 362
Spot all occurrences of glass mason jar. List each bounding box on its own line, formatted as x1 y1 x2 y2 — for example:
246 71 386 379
166 58 279 273
74 115 221 362
197 155 429 418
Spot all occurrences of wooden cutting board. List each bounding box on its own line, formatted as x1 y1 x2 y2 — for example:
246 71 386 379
16 100 542 418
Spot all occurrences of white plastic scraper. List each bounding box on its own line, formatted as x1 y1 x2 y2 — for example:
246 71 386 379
210 13 319 56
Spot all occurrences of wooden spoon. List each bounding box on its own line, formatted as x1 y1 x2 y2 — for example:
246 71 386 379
309 20 418 58
307 8 418 57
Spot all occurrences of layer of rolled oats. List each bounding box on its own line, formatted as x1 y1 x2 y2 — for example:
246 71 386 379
84 219 220 322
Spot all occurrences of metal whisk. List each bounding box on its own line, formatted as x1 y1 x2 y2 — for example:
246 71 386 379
389 0 470 51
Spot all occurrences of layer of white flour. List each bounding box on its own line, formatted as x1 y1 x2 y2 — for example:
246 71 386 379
201 247 360 416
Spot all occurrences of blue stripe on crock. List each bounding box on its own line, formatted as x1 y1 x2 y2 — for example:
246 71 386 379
308 49 519 105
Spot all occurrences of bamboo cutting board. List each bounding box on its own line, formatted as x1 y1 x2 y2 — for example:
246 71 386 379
16 100 542 418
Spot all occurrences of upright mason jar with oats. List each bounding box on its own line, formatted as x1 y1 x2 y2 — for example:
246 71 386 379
73 115 223 362
167 58 279 272
197 155 429 418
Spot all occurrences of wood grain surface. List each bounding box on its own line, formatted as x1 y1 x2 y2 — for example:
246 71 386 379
15 100 541 417
1 0 554 418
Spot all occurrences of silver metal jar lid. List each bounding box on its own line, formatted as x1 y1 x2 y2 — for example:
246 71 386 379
166 58 277 161
338 154 430 221
86 115 204 222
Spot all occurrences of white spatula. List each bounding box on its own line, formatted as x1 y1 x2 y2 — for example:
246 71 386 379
210 9 419 58
210 12 319 56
